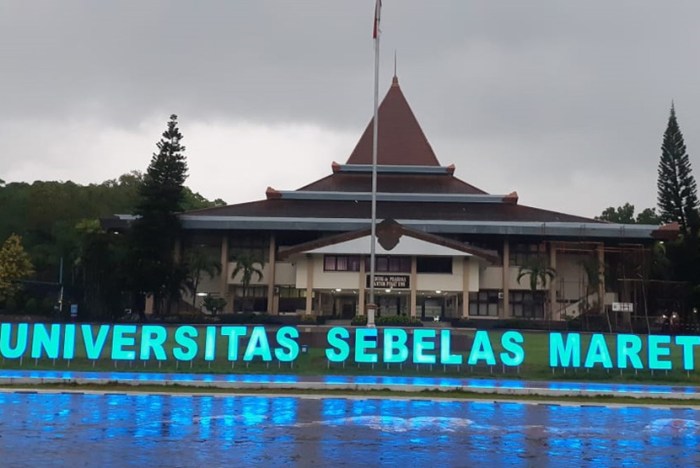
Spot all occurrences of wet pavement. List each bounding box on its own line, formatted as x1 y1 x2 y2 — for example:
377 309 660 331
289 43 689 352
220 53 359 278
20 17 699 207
2 369 700 400
1 391 699 466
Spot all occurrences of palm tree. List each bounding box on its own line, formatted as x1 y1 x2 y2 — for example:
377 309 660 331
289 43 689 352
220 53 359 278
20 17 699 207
580 256 612 332
517 257 556 319
230 251 264 312
184 246 221 311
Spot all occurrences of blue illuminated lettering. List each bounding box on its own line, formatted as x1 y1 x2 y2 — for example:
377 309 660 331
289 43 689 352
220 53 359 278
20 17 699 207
275 326 299 362
0 323 28 359
355 328 378 363
221 326 247 361
675 335 700 371
30 323 61 359
468 330 496 365
616 334 643 369
173 325 198 361
500 330 524 366
244 326 272 361
584 334 613 369
204 326 217 361
413 329 437 364
549 332 580 367
384 328 409 363
139 325 167 360
648 334 672 370
326 327 350 362
63 324 76 359
82 324 110 360
439 329 462 365
111 325 137 360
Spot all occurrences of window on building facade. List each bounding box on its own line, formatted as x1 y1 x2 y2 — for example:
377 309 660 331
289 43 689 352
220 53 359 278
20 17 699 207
229 235 269 262
510 291 545 318
510 243 547 266
469 291 499 317
416 256 452 274
366 256 411 273
324 255 362 271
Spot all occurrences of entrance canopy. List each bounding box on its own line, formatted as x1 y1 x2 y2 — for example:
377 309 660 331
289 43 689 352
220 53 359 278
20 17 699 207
307 235 471 257
278 219 499 263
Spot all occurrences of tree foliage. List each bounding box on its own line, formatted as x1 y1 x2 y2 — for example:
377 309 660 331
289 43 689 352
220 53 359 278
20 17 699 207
127 114 189 315
184 246 222 310
0 234 34 302
231 251 264 312
596 203 661 224
516 257 555 291
657 104 699 236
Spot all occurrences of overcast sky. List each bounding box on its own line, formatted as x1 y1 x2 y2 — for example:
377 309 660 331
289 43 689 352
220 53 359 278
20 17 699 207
2 1 700 218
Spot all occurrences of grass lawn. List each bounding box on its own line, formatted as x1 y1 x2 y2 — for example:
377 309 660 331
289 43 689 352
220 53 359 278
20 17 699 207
1 323 700 386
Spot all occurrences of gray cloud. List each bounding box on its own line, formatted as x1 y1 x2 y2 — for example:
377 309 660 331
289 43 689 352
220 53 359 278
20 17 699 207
1 1 700 217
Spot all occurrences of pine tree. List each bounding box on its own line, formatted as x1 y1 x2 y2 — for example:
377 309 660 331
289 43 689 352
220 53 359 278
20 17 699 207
128 115 189 316
657 104 699 236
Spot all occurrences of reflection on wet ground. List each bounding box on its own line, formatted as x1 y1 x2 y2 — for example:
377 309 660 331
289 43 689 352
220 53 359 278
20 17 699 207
0 392 699 466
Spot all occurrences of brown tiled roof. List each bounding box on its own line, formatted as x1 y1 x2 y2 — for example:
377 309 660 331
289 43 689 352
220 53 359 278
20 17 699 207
297 172 487 194
346 76 441 166
186 198 600 224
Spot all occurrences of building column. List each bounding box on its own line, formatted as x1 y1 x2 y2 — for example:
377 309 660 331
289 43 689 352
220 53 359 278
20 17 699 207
549 243 557 320
597 244 605 314
305 254 314 315
410 256 418 318
502 239 510 318
462 257 470 318
220 235 232 312
267 234 277 314
358 256 366 316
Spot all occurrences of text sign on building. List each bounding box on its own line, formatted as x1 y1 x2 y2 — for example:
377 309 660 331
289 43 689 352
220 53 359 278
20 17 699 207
366 274 410 289
612 302 634 312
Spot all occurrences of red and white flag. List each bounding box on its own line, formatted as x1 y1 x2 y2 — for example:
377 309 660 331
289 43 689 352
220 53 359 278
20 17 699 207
373 0 382 39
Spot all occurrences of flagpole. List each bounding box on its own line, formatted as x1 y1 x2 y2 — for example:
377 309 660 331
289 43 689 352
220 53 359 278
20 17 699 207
367 0 381 328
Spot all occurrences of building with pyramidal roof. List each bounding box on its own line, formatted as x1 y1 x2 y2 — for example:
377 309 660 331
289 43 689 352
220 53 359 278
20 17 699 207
109 76 678 322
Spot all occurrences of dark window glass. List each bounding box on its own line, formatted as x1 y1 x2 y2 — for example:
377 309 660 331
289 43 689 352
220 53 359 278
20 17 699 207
469 290 499 317
417 257 452 273
510 291 545 318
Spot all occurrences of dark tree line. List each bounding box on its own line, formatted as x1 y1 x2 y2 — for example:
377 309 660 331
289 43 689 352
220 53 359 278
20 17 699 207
0 115 224 319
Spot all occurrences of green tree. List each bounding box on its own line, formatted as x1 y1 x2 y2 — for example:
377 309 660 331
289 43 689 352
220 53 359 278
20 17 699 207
517 258 555 292
128 114 189 317
74 219 129 320
636 207 662 225
202 295 227 315
597 203 635 224
657 103 699 236
184 247 222 310
230 251 263 312
0 234 35 302
596 203 662 225
516 257 555 319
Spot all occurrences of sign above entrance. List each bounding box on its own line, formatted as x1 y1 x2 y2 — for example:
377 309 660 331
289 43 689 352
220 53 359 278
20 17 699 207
367 274 410 289
612 302 634 312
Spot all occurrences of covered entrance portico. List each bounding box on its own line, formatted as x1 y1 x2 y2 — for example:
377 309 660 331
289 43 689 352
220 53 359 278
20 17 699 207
279 220 498 319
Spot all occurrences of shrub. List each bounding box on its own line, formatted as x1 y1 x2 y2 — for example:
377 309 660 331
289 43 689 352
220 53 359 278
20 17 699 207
351 315 367 326
350 315 422 326
376 315 422 327
24 298 38 315
218 313 281 325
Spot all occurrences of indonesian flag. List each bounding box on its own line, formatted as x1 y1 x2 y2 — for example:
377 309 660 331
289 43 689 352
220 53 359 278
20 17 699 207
373 0 382 39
